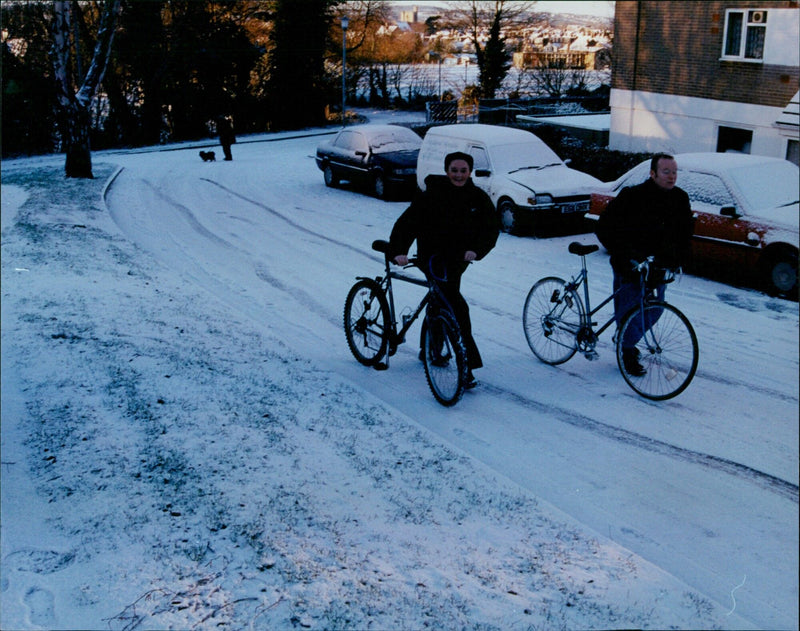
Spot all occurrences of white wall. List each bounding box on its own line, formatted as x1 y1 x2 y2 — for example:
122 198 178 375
763 9 800 67
608 89 792 158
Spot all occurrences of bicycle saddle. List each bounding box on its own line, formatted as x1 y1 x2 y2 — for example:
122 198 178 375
568 242 599 256
372 239 390 253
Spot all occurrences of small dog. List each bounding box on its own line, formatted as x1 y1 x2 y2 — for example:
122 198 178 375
199 150 216 162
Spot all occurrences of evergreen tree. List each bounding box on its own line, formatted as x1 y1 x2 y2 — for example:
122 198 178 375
266 0 337 129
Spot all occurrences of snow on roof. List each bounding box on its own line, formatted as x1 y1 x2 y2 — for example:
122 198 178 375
518 113 610 131
776 91 799 131
426 123 539 143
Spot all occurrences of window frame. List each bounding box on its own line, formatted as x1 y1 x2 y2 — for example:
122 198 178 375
721 8 768 63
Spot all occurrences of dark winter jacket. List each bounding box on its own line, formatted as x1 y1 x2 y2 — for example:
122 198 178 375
389 174 499 277
596 178 694 281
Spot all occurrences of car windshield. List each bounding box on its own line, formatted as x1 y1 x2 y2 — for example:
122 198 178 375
726 162 800 211
490 142 563 173
368 129 422 154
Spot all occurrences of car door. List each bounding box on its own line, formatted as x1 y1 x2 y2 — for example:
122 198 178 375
679 170 758 269
331 131 369 181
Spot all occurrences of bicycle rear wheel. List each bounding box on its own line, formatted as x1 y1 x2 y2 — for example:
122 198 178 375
344 279 390 366
523 277 583 365
616 302 698 400
422 313 467 406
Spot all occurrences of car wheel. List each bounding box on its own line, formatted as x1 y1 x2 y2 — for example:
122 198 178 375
498 198 519 235
762 249 798 299
323 164 339 188
373 172 388 200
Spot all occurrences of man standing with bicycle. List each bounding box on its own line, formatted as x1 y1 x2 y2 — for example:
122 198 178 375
389 151 499 388
596 153 694 376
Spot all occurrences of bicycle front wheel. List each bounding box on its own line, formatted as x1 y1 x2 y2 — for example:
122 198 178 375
523 277 583 365
422 313 467 406
616 302 698 400
344 279 390 366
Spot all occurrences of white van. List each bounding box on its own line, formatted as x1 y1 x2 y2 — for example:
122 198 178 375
417 124 602 234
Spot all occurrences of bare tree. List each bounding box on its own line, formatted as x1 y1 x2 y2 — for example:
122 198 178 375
448 1 535 98
51 0 120 178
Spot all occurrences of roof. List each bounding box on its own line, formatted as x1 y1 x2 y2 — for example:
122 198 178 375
426 124 538 144
775 91 799 132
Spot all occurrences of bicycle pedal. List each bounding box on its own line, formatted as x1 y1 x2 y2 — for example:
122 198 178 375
583 351 600 361
373 362 389 371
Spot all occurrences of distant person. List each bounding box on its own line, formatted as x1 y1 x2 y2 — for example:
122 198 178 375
217 115 235 161
389 151 499 388
596 153 694 376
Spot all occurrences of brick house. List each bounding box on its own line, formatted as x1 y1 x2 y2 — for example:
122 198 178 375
609 1 799 164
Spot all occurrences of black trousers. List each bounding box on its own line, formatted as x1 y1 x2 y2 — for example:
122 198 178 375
425 271 482 370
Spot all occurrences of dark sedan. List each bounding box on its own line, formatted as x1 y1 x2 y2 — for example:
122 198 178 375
315 124 422 200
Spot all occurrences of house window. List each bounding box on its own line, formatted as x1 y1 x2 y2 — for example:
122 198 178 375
722 9 767 61
717 126 752 154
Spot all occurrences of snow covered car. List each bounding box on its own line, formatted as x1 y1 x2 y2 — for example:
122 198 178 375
416 123 602 235
586 153 799 298
315 124 422 200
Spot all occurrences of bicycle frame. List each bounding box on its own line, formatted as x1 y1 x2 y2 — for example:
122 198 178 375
559 252 617 358
562 249 662 357
379 257 430 354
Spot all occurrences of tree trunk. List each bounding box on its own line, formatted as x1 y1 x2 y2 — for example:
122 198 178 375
51 0 120 179
63 102 93 178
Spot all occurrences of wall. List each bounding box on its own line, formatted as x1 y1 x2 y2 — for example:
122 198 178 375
610 0 799 157
609 89 791 156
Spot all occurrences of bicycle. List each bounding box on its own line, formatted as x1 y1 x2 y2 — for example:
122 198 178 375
522 241 698 400
343 239 469 406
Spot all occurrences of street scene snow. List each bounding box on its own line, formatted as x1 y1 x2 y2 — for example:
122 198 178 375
2 110 797 630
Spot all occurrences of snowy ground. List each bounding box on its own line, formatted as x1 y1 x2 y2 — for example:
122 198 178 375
1 109 797 630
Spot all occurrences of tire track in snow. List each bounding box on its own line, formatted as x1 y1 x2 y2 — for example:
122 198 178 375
110 173 798 504
201 178 379 262
480 381 798 503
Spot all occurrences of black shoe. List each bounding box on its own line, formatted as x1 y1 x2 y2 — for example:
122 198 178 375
622 348 646 377
464 370 477 389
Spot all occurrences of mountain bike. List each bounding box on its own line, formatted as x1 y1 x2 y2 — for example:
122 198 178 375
522 241 698 400
344 239 468 406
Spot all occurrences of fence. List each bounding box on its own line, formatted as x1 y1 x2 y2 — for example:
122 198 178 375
425 101 479 124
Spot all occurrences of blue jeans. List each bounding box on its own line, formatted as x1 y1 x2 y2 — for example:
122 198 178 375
613 272 665 348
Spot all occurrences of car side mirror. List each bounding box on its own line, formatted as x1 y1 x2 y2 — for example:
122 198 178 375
474 169 491 178
720 206 740 218
564 158 572 165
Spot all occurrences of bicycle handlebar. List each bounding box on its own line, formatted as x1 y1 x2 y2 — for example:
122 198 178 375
630 256 678 284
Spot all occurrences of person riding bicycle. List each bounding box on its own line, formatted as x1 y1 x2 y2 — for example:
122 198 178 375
389 151 499 388
596 153 694 376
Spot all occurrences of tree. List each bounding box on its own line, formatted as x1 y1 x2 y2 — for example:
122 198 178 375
450 1 534 98
50 0 121 178
266 0 338 129
1 2 59 157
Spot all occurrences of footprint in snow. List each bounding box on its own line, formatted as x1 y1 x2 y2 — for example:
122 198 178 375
24 587 56 627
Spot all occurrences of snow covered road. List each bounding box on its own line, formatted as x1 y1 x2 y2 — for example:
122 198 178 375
100 130 798 629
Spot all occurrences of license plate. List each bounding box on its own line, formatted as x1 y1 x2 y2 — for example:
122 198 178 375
560 201 589 214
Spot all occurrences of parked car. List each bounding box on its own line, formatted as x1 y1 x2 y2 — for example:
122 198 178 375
586 153 799 298
416 123 602 235
315 124 422 199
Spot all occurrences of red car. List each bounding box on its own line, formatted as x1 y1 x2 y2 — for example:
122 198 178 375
586 153 799 298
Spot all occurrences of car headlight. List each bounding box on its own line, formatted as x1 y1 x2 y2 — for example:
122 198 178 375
532 194 554 206
393 167 416 175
